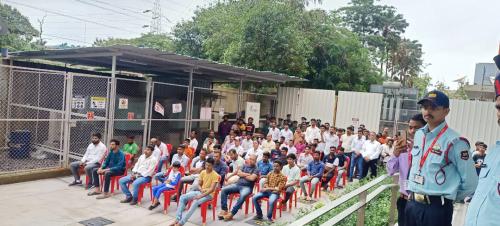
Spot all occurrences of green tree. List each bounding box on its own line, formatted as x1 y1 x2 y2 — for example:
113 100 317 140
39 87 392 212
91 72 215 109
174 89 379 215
336 0 423 86
0 3 40 51
173 0 382 91
93 33 174 52
411 74 432 97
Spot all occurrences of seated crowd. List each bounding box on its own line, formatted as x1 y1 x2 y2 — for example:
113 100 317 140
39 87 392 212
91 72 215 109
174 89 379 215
68 114 398 225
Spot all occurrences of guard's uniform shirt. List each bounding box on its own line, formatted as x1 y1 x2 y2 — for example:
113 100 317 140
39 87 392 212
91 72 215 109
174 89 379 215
465 141 500 226
408 121 478 201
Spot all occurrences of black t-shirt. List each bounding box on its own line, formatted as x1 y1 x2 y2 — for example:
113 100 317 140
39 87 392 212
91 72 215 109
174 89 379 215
336 154 346 168
473 153 486 175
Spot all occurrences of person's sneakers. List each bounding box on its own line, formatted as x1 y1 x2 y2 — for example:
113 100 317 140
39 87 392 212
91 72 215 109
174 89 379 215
253 215 263 221
69 180 82 186
223 213 234 221
148 202 161 210
120 196 133 203
87 191 100 196
96 193 111 199
129 199 138 205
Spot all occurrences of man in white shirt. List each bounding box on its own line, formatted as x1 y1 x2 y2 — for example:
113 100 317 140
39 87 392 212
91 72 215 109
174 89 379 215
267 122 281 142
119 145 157 204
283 139 297 156
297 146 314 170
261 134 275 153
241 134 253 151
305 119 321 144
69 133 107 188
360 132 381 179
232 138 245 157
154 146 189 182
189 130 199 150
323 127 339 156
280 124 293 142
281 153 300 210
349 128 366 181
341 126 355 155
246 140 263 161
203 130 218 146
151 137 168 173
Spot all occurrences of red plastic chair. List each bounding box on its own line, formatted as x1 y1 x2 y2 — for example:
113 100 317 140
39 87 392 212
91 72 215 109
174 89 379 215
302 178 321 199
186 176 222 226
255 193 285 219
99 153 131 193
228 193 253 216
328 156 350 190
83 149 108 188
162 167 186 213
140 166 185 205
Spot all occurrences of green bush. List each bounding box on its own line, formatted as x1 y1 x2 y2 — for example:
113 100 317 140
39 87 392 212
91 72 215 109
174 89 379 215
291 167 396 226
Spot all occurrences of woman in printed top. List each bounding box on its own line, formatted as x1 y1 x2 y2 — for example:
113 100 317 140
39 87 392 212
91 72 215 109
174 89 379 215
149 161 182 210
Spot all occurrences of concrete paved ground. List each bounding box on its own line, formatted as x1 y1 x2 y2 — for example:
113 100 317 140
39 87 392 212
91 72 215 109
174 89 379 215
0 176 340 226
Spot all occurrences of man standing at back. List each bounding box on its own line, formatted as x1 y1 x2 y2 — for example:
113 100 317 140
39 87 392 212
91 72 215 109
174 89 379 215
465 51 500 226
405 90 478 226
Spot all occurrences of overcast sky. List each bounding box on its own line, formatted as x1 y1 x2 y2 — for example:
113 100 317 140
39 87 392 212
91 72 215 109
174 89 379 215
5 0 500 88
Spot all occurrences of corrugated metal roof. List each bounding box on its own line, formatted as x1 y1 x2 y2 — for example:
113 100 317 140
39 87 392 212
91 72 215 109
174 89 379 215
9 45 306 83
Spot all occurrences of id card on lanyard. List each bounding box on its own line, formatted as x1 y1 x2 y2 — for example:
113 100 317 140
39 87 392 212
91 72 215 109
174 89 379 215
413 125 448 185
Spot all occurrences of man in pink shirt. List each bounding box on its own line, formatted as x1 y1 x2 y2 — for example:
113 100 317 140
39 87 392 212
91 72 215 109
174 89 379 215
386 113 426 226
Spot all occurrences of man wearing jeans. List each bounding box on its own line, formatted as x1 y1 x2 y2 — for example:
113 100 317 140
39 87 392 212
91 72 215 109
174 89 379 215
68 133 107 188
299 151 324 201
88 139 125 199
349 129 366 181
171 158 219 226
174 149 207 201
252 161 287 223
281 154 300 210
119 145 157 205
219 154 259 221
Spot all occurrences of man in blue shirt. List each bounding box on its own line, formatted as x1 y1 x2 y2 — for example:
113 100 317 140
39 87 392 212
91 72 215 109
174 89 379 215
465 54 500 226
219 154 259 221
257 152 273 189
299 151 324 201
88 139 125 199
405 90 478 226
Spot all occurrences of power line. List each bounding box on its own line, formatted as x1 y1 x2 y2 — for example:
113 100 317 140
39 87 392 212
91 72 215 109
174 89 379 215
87 0 152 20
43 33 93 45
4 0 139 34
73 0 149 22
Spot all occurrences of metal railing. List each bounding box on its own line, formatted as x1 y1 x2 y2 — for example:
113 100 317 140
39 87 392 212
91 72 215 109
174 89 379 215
291 174 400 226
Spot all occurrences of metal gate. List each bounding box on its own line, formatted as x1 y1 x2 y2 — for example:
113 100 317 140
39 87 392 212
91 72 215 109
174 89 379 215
0 65 66 174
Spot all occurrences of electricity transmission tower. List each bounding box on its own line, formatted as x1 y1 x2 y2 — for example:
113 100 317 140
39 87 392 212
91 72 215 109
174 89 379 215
150 0 162 34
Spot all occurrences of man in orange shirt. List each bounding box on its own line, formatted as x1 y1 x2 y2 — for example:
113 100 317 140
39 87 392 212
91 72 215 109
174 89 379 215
182 139 195 159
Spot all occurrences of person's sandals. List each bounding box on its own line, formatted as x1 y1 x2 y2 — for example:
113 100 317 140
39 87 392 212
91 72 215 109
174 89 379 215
87 191 100 196
148 202 161 210
218 211 228 220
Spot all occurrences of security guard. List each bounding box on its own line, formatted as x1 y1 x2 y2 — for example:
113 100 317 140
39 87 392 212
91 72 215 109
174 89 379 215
465 53 500 226
405 90 478 226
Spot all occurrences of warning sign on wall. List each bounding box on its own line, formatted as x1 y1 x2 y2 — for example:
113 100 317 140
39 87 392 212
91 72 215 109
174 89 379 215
90 97 106 109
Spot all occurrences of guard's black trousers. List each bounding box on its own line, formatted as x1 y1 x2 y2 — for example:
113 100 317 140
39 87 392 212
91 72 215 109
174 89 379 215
404 197 453 226
397 197 407 226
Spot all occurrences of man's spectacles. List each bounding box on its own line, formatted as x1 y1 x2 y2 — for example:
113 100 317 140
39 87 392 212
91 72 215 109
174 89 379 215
496 105 500 110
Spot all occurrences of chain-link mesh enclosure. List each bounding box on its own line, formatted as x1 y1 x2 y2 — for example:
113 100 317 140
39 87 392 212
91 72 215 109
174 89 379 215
0 64 278 175
0 66 65 174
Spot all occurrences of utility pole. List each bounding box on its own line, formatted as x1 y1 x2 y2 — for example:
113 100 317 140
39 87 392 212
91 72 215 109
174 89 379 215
151 0 162 34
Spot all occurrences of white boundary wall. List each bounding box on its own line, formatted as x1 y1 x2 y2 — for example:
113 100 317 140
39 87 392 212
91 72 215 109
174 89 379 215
447 99 500 148
335 91 384 131
276 87 336 124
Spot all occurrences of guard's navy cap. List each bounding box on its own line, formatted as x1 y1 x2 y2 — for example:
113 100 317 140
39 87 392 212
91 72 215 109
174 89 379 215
418 90 449 108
